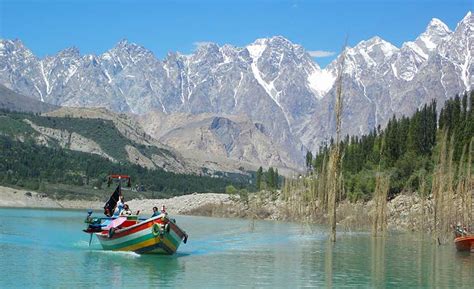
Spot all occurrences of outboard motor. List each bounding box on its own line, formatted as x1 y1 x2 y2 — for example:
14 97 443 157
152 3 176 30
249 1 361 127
83 210 103 233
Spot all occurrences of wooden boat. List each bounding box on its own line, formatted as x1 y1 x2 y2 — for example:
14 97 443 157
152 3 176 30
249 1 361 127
454 235 474 252
83 175 188 254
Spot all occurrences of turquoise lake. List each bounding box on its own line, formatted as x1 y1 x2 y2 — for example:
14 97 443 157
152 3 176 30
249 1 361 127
0 207 473 288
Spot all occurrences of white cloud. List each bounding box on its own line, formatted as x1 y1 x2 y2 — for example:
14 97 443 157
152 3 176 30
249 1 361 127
307 50 336 58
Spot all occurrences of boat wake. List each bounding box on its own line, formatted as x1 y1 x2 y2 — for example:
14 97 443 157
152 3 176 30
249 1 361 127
93 250 141 258
73 240 92 248
73 240 141 258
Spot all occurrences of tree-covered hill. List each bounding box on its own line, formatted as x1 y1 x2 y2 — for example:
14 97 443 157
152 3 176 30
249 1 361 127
0 110 254 198
310 91 473 201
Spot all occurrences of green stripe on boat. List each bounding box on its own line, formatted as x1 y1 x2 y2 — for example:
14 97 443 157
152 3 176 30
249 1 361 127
101 232 181 251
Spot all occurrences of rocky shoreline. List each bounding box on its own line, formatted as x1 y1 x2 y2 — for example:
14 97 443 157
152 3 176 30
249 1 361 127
0 186 103 210
130 191 433 232
0 185 430 232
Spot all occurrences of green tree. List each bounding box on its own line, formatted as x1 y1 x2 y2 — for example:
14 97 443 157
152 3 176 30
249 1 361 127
225 185 237 195
267 167 277 190
306 151 313 169
256 167 263 191
274 168 279 189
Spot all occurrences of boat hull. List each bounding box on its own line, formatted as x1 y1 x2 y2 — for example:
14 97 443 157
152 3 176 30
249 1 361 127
454 236 474 252
95 216 187 254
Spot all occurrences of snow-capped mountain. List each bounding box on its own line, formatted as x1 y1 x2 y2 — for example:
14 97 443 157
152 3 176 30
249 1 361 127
0 12 472 169
299 12 472 151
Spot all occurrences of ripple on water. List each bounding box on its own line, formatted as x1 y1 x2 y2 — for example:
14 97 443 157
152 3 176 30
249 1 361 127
2 208 474 289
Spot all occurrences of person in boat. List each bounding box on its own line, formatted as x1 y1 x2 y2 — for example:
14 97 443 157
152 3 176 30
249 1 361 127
454 223 469 237
161 204 167 215
151 206 160 218
86 210 93 223
113 195 125 217
120 204 132 216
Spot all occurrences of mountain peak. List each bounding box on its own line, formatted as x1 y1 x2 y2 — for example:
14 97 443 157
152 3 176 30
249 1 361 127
414 17 452 53
457 11 473 29
113 39 148 52
268 35 292 43
57 47 80 57
195 41 219 50
116 38 130 47
426 18 451 34
462 11 472 22
0 39 34 58
250 36 296 48
109 39 154 62
0 39 25 50
357 36 393 47
351 36 398 57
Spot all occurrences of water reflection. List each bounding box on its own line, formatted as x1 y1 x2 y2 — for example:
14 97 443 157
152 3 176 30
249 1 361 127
80 250 184 287
370 237 385 288
325 240 333 288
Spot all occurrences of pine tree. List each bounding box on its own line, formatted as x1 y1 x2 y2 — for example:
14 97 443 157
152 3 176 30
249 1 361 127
274 168 279 189
256 167 263 191
306 151 313 170
267 167 275 190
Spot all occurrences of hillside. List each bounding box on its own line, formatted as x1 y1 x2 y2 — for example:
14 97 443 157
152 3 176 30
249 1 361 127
0 109 193 173
0 132 253 198
0 84 58 113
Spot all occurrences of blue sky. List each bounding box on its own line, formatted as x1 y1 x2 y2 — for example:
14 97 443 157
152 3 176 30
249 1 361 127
0 0 471 67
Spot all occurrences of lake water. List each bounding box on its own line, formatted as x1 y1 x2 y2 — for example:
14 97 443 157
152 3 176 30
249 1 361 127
0 208 473 288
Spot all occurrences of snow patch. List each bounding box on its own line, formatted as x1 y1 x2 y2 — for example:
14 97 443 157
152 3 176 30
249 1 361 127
179 71 186 104
103 69 112 83
117 56 124 69
307 69 336 97
101 53 112 61
459 32 472 91
233 72 244 106
251 62 279 102
221 50 232 64
419 35 436 50
360 49 376 67
391 63 398 78
405 42 428 60
34 85 44 102
247 43 267 60
163 64 170 78
378 42 398 58
40 62 51 95
247 41 291 128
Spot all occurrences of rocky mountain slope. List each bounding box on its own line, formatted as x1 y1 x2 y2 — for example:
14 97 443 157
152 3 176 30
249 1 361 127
0 12 471 169
0 84 58 113
137 111 300 173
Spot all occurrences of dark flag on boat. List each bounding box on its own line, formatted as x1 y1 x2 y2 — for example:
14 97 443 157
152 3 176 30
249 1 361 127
104 184 121 217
